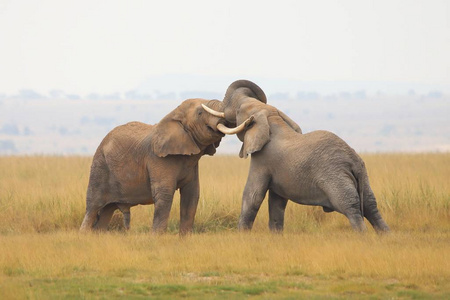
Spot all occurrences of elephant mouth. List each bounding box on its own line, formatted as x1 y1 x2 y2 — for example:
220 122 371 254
207 124 225 137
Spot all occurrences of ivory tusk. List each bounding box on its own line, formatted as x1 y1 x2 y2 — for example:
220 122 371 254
217 115 254 135
201 104 225 118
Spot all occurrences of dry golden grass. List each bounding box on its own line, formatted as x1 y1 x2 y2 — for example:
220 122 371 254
1 154 448 234
0 153 449 298
1 231 449 282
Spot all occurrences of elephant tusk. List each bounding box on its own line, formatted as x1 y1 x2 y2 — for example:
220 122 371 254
202 104 225 118
217 115 254 135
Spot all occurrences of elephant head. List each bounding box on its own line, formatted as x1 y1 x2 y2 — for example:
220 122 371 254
204 80 303 157
222 80 267 124
151 98 253 157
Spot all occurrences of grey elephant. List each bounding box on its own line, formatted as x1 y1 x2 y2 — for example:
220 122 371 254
204 80 390 233
80 98 252 234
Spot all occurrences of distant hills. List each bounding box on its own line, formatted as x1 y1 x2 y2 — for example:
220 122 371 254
0 75 449 155
1 74 448 101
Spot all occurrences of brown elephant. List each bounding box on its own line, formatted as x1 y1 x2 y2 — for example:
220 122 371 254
80 98 252 234
204 80 390 233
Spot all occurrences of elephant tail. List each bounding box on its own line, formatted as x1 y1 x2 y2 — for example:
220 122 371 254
352 165 366 218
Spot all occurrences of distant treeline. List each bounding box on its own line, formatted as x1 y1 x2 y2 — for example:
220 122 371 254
0 89 445 101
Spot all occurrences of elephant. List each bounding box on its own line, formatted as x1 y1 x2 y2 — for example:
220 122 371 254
204 80 390 233
80 98 252 234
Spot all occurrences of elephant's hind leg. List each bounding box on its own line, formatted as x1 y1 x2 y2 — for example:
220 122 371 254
81 161 112 232
323 181 367 232
117 204 131 230
345 211 367 232
93 203 117 230
80 207 101 232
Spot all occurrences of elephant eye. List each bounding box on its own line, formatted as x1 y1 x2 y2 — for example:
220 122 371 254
197 109 203 116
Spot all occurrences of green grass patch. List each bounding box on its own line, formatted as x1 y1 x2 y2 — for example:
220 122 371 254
2 275 449 299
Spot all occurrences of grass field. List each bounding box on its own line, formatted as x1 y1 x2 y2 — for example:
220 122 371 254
0 154 449 299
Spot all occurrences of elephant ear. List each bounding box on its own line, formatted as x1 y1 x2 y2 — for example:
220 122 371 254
238 111 270 159
278 110 302 133
152 120 200 157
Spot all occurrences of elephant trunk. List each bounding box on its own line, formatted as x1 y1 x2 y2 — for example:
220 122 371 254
223 80 267 106
222 80 267 124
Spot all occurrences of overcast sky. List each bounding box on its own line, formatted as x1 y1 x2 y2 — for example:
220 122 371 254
0 0 449 95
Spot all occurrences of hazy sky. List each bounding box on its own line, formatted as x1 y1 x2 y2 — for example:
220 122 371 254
0 0 449 94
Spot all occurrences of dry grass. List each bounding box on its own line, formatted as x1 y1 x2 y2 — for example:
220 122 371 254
0 153 449 298
1 231 449 282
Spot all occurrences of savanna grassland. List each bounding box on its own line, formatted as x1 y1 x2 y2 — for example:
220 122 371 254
0 154 449 299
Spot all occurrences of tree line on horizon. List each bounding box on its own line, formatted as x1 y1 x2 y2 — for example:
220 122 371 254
0 88 445 102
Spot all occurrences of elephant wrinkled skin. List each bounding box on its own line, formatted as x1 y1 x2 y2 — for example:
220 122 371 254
216 80 390 233
80 99 227 234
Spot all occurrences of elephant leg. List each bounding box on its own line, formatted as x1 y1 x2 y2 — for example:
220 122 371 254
117 204 131 230
238 169 270 231
93 203 117 231
80 179 107 232
80 206 101 232
151 183 176 234
323 180 367 232
179 171 200 235
345 211 367 232
268 190 288 233
363 186 390 233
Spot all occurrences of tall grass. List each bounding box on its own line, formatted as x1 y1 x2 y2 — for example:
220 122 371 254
0 154 449 298
362 153 450 231
0 156 89 233
0 154 449 233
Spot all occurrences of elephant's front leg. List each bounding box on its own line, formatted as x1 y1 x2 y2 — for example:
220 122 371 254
238 172 270 231
151 183 176 234
268 190 288 233
179 174 200 235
